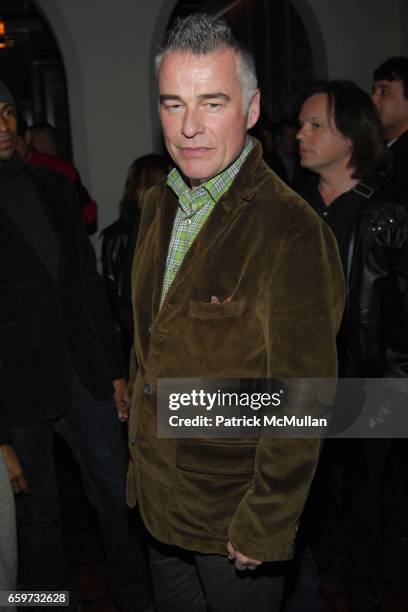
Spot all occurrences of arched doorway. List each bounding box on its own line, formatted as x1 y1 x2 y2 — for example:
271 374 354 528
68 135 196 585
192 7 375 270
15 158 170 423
0 0 71 159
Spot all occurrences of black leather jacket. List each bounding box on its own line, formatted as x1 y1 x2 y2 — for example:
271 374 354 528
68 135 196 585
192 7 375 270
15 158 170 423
303 176 408 432
100 216 139 363
303 176 408 379
339 179 408 379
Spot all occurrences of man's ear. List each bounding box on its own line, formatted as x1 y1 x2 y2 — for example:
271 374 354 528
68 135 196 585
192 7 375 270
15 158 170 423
247 89 260 130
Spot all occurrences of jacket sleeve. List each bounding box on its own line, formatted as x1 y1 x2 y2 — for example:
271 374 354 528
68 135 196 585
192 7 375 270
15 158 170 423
81 224 126 381
365 206 408 431
101 229 123 327
384 207 408 377
228 219 345 561
128 186 161 394
60 177 126 382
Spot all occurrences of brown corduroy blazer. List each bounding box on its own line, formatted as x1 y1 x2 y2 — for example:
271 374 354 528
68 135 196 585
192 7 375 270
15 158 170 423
127 140 345 561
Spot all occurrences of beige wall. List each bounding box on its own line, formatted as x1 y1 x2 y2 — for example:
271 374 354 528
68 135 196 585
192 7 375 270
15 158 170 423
303 0 401 90
35 0 404 241
35 0 177 243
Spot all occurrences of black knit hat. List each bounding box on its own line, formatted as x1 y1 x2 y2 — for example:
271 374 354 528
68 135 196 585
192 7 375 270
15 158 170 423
0 80 15 106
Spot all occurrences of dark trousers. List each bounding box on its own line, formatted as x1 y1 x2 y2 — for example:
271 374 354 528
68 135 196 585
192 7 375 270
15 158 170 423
9 385 151 612
282 438 393 611
296 438 392 600
342 438 392 595
282 547 323 612
148 537 284 612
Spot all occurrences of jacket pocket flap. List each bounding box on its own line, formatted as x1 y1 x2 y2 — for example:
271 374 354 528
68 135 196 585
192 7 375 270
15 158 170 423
176 440 256 475
188 298 245 320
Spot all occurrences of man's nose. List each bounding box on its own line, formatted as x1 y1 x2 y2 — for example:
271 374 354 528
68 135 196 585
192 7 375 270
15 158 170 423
296 126 306 141
182 108 204 138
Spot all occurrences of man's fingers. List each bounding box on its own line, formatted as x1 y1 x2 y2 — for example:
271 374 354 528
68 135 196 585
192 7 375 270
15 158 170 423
226 541 262 571
226 541 236 560
10 480 21 495
11 474 28 494
17 473 28 492
234 560 261 571
118 409 129 422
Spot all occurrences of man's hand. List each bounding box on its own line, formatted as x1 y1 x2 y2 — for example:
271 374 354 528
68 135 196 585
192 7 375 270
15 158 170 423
113 378 129 422
0 444 28 494
226 541 263 571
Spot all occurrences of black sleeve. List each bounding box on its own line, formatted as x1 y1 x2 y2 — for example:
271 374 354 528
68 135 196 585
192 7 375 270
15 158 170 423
60 178 126 381
80 222 126 380
101 226 134 338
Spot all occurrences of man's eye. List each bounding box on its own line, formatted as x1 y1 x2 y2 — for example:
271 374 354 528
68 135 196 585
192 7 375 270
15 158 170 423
4 108 16 118
312 122 321 129
165 104 182 112
204 103 222 111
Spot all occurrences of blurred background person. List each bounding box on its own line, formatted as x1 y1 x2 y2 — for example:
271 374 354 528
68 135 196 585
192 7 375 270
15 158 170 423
290 80 408 612
100 153 168 367
23 122 98 235
264 120 301 186
372 56 408 196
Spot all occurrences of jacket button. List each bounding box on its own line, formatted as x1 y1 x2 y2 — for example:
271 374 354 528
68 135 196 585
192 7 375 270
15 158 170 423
144 383 152 395
148 326 152 335
130 438 135 446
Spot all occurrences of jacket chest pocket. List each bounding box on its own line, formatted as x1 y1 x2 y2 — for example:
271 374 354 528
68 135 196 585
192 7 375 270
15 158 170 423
188 298 246 320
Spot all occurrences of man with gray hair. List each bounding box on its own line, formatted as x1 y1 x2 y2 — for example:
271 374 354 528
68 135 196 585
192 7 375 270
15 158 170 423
127 13 344 611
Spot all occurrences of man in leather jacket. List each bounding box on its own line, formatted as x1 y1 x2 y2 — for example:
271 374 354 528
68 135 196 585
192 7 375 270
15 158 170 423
296 80 408 612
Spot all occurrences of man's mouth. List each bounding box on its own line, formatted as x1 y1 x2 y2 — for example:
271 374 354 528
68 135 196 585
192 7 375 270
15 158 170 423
0 135 14 147
179 147 211 157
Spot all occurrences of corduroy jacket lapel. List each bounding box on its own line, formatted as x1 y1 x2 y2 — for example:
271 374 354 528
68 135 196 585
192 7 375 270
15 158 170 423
153 142 262 321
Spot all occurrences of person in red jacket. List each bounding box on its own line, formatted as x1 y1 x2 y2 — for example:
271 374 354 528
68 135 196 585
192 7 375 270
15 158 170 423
23 123 98 234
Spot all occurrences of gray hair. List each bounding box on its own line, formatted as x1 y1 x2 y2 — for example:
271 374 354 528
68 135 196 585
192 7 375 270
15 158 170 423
155 13 258 111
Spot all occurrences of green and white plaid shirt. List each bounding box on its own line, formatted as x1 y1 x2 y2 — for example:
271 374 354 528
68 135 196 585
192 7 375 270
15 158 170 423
160 138 253 306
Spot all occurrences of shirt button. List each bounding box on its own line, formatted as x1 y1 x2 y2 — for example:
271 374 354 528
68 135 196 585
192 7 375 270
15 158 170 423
322 211 328 217
148 325 152 335
144 383 152 395
186 219 191 225
130 438 135 446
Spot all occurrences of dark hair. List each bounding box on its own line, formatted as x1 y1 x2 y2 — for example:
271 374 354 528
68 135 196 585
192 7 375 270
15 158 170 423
302 80 389 179
373 56 408 99
275 120 297 138
155 13 257 110
119 154 168 222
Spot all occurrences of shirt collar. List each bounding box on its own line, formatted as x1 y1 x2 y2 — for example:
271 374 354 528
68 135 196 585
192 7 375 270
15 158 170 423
167 137 253 215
